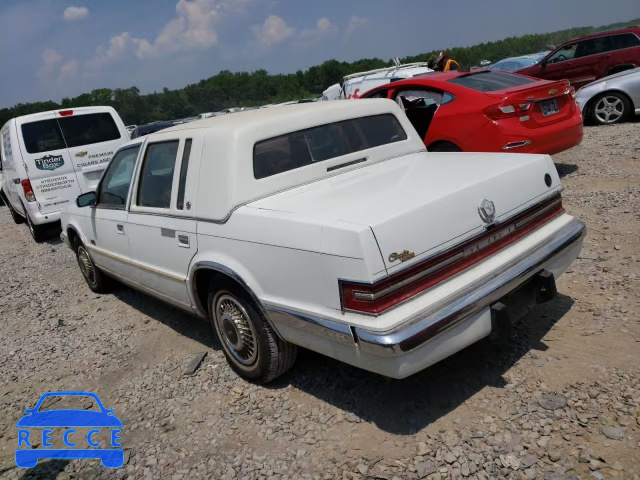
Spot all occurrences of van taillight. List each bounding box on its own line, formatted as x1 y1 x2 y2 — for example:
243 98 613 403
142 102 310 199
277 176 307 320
59 110 73 117
21 179 36 202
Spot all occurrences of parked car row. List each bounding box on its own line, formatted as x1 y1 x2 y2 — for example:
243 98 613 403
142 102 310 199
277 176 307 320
1 98 585 384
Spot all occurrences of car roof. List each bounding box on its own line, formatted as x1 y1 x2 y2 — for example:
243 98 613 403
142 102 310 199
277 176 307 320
159 99 404 136
12 106 117 124
565 26 640 44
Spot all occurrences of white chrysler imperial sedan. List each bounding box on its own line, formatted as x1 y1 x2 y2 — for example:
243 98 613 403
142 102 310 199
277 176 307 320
61 100 585 383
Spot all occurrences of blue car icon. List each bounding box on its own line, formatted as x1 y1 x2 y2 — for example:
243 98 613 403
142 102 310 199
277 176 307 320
15 391 123 469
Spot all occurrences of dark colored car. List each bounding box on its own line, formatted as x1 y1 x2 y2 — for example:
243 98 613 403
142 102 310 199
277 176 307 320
516 26 640 89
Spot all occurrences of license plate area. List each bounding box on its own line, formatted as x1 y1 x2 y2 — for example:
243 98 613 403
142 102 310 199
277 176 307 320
540 99 559 117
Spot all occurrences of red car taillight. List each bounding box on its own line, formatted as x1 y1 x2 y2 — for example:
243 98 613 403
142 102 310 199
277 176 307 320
483 102 532 120
21 179 36 202
340 194 565 315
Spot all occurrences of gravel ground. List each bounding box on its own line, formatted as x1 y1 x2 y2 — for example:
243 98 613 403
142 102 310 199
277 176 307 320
1 123 639 480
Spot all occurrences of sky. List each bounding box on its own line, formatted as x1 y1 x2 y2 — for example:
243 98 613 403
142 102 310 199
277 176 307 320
1 0 639 108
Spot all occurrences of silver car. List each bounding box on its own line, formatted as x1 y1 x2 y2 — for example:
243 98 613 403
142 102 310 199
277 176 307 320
576 68 640 125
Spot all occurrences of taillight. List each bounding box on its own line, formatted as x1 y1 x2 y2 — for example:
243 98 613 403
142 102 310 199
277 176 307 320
59 109 73 117
483 102 531 120
340 194 564 315
21 179 36 202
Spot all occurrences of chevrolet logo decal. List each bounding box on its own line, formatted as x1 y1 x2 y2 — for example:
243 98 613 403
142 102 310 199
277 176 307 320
75 151 88 158
548 88 557 96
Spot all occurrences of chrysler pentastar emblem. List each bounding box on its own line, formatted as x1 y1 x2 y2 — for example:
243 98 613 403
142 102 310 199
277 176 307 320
478 199 496 224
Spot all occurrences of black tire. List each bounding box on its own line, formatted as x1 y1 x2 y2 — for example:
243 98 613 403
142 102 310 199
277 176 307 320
588 92 631 125
74 238 111 293
208 284 297 383
23 205 50 242
428 141 462 152
3 192 25 224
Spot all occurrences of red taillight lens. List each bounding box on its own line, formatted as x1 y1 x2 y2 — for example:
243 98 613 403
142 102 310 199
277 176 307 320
21 179 36 202
59 110 73 117
340 194 565 315
483 102 531 120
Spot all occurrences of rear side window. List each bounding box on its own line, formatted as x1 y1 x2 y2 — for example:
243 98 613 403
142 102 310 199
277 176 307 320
58 113 121 148
21 119 66 154
176 139 192 210
576 36 613 58
447 71 534 92
253 114 407 179
137 141 179 208
612 33 640 50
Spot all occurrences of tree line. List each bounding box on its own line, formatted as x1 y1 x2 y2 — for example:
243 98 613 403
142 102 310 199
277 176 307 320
1 18 637 127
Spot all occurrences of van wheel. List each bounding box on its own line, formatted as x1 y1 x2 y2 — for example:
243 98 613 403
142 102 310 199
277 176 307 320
74 238 111 293
209 285 297 383
589 92 630 125
2 192 25 224
24 207 50 242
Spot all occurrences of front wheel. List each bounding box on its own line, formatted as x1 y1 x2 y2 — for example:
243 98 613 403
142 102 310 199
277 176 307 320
589 92 630 125
209 285 297 383
75 239 111 293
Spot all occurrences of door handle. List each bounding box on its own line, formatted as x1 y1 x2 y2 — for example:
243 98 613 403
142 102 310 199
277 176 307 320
177 234 190 248
116 224 125 234
12 178 20 185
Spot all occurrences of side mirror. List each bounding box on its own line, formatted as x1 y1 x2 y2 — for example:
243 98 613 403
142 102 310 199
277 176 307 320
76 191 97 208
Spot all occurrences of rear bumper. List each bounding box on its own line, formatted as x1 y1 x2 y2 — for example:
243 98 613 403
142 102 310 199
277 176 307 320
23 201 61 225
500 113 584 155
267 218 585 378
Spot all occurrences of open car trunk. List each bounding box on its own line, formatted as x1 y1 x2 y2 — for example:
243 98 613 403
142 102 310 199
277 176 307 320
248 150 561 273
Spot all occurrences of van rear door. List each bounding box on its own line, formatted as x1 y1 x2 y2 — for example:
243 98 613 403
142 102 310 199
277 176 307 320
16 113 82 215
55 107 128 193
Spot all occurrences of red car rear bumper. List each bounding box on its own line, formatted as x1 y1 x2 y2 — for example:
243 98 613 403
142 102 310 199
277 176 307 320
494 111 584 155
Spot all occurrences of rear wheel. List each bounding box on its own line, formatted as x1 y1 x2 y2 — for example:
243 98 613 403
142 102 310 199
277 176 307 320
589 92 630 125
23 204 50 242
2 193 25 224
208 284 297 383
74 238 111 293
428 141 462 152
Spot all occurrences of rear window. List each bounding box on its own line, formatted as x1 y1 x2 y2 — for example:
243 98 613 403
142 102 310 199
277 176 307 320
21 112 121 154
612 33 640 49
253 114 407 179
448 71 535 92
58 113 121 148
21 119 66 154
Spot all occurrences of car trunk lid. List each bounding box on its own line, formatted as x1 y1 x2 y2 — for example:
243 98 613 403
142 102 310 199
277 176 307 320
248 151 561 273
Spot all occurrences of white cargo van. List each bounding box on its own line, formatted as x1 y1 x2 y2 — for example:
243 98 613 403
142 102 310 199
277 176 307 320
0 106 129 241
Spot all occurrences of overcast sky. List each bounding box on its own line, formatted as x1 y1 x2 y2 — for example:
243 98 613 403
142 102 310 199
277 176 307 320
1 0 639 108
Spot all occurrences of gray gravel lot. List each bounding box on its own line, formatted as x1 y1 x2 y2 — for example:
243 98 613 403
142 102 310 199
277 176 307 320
1 123 639 480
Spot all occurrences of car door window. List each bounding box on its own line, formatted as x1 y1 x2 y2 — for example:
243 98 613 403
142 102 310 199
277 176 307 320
547 43 577 64
612 33 640 50
137 140 179 208
393 89 443 139
97 145 141 208
576 36 613 58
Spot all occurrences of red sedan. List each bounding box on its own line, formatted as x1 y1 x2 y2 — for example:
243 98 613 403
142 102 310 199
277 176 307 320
360 70 583 154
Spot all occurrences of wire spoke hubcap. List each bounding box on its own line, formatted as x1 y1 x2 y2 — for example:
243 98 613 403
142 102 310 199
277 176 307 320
215 295 258 366
595 97 623 123
78 247 96 285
